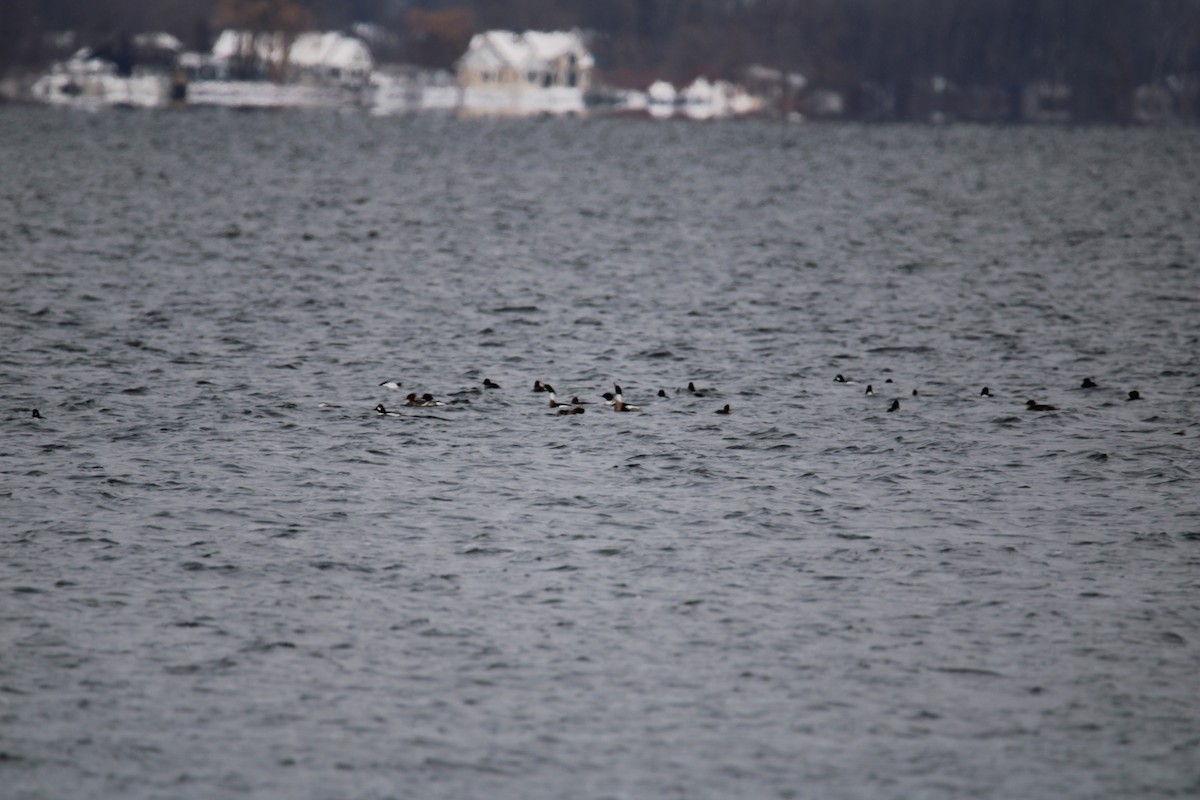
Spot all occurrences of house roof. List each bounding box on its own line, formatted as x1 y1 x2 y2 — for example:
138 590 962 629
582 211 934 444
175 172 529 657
289 32 372 71
133 32 183 52
647 80 676 102
462 30 594 71
210 29 371 72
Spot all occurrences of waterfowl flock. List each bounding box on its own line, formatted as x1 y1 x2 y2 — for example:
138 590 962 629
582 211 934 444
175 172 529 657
17 373 1147 424
358 372 1145 423
828 372 1144 416
370 378 712 417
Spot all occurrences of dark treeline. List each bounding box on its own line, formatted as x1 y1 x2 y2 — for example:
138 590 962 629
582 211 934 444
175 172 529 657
3 0 1199 120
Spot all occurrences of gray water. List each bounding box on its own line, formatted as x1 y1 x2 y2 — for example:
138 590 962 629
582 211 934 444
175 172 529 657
2 108 1199 799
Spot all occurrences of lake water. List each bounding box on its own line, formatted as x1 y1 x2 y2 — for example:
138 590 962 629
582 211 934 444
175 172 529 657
2 107 1199 799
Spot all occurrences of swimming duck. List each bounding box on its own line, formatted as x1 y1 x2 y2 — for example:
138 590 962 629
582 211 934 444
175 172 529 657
687 381 707 397
1127 390 1141 401
715 404 731 415
379 380 402 390
533 380 547 393
1026 399 1057 411
542 384 575 409
1081 377 1098 389
658 389 669 398
483 378 501 389
980 387 992 397
31 408 42 419
557 406 586 415
612 384 640 412
887 399 900 412
374 403 402 416
865 385 874 396
404 392 443 407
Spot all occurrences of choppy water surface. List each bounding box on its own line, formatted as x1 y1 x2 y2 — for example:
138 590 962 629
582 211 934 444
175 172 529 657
2 108 1199 799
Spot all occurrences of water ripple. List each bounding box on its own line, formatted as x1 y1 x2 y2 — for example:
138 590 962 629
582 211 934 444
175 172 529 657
2 110 1199 800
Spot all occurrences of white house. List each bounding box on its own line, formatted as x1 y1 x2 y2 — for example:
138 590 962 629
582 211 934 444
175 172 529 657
287 32 373 86
176 29 372 109
190 29 372 86
456 30 594 116
29 34 181 110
